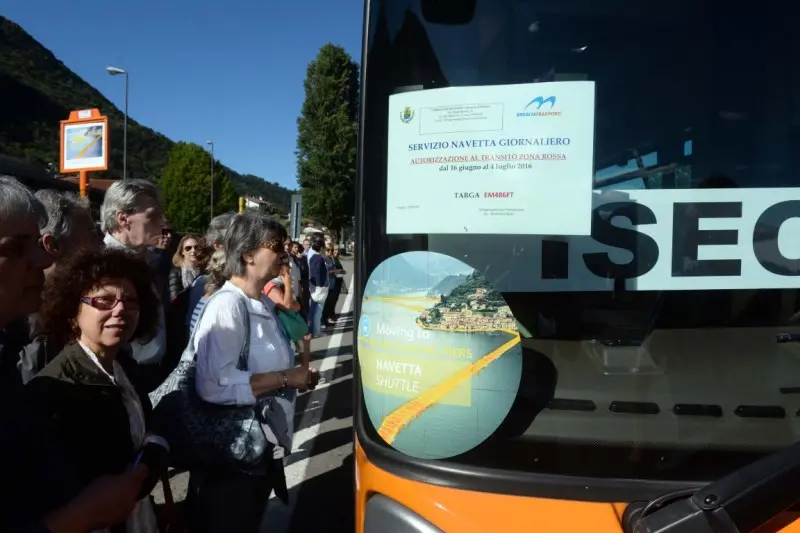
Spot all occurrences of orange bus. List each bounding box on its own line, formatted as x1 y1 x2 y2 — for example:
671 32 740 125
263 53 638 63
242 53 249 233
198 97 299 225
353 0 800 531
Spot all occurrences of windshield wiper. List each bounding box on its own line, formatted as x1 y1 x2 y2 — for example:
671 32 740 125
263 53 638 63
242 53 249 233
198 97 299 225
776 332 800 343
628 439 800 532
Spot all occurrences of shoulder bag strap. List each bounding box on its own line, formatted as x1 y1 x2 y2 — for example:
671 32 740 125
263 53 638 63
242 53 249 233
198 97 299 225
234 295 251 372
184 288 227 356
186 287 250 371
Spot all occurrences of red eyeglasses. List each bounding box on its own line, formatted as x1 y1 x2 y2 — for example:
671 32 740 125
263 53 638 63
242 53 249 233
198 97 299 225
80 296 140 311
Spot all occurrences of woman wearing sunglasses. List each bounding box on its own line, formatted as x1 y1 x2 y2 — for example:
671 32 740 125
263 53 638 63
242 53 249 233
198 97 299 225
185 213 319 533
168 234 208 301
25 248 165 533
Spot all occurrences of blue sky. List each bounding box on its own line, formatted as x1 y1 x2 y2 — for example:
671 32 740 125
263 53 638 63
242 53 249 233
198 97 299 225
3 0 364 190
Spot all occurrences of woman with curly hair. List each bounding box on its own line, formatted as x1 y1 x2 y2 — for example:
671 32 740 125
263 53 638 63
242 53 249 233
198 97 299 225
26 248 167 533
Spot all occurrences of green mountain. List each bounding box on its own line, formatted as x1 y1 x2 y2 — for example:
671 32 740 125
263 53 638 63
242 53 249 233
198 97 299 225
427 274 469 298
0 16 293 209
438 271 506 308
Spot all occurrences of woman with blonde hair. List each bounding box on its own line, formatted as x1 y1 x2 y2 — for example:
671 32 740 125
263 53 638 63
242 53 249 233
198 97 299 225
188 248 227 333
168 234 208 301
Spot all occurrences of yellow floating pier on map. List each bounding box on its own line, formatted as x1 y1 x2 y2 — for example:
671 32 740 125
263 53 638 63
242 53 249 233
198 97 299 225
377 329 520 444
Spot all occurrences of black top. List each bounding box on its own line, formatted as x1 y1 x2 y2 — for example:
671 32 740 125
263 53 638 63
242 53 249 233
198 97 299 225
0 322 81 533
18 332 61 385
308 253 329 288
168 267 183 302
294 254 311 300
146 246 171 309
26 342 154 489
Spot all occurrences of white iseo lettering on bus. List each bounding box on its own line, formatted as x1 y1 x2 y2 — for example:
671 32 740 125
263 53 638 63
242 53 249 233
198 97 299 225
432 188 800 292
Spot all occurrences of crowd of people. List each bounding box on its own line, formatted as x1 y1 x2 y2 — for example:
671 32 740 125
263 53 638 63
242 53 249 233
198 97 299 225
0 175 345 533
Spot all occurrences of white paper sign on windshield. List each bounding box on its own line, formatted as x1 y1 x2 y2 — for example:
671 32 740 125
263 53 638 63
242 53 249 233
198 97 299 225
386 81 596 236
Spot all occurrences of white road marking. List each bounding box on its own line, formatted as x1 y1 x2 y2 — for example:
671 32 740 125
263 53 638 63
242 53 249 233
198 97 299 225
261 273 355 531
307 372 352 392
286 276 353 487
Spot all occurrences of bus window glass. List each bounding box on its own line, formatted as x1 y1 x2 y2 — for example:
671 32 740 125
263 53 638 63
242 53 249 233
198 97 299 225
358 0 800 481
595 151 657 190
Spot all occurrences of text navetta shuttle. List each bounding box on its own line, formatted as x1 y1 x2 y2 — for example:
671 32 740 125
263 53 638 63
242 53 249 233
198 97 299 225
354 0 800 531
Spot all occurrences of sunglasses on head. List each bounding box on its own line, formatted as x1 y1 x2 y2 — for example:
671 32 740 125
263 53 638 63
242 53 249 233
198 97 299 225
260 240 284 252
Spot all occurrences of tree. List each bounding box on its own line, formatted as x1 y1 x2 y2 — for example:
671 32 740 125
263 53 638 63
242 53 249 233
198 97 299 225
296 43 359 239
160 142 238 233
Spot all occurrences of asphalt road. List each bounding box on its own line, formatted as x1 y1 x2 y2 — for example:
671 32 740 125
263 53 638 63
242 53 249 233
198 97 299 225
153 258 356 533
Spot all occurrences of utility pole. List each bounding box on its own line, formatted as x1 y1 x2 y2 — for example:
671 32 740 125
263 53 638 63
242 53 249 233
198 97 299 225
207 140 215 220
106 66 129 178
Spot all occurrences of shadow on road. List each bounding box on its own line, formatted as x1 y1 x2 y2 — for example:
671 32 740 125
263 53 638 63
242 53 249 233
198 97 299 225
261 273 356 532
289 454 355 532
287 347 355 532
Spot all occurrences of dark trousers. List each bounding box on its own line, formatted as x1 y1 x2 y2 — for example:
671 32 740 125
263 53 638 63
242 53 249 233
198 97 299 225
322 280 342 324
299 282 310 323
186 469 274 533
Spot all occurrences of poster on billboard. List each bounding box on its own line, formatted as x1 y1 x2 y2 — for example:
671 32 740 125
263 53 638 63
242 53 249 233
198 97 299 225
386 81 596 236
60 110 109 173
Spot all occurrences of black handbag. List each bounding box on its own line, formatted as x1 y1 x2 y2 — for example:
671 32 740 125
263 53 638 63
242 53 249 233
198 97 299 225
149 288 274 473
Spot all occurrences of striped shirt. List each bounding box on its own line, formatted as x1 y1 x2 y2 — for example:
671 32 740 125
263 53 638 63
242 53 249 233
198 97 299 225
189 296 208 334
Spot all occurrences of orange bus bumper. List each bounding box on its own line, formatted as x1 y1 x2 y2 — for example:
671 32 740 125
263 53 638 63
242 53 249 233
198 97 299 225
355 439 800 532
356 439 626 532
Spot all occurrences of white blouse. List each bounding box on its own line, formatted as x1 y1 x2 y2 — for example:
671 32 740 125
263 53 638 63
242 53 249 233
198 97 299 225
192 282 296 435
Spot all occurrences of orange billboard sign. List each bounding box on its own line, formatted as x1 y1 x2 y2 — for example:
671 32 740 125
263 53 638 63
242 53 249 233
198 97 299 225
59 109 109 174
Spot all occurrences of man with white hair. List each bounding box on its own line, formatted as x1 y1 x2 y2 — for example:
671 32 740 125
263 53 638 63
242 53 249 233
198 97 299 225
18 190 104 382
0 176 149 533
0 178 53 338
101 178 165 251
100 179 167 365
35 189 103 279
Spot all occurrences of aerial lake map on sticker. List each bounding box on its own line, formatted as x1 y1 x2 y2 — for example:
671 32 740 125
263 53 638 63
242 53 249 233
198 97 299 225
358 251 522 459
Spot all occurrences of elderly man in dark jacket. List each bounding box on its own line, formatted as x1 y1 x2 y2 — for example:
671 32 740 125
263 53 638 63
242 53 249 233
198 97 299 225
0 176 148 533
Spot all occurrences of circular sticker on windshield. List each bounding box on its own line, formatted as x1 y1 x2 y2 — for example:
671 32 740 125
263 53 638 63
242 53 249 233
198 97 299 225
358 251 522 459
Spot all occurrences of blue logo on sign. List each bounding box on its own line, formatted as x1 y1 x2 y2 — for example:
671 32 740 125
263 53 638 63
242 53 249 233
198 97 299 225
524 96 556 110
360 315 371 337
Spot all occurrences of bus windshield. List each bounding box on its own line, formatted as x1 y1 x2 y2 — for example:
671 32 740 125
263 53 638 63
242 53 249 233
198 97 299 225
356 0 800 484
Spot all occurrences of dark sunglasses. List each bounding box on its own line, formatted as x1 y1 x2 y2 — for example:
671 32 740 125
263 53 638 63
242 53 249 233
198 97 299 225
184 245 199 252
81 296 140 311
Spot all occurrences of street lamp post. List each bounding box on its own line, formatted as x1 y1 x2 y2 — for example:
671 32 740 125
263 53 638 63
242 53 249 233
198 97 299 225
207 140 214 220
106 66 129 179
